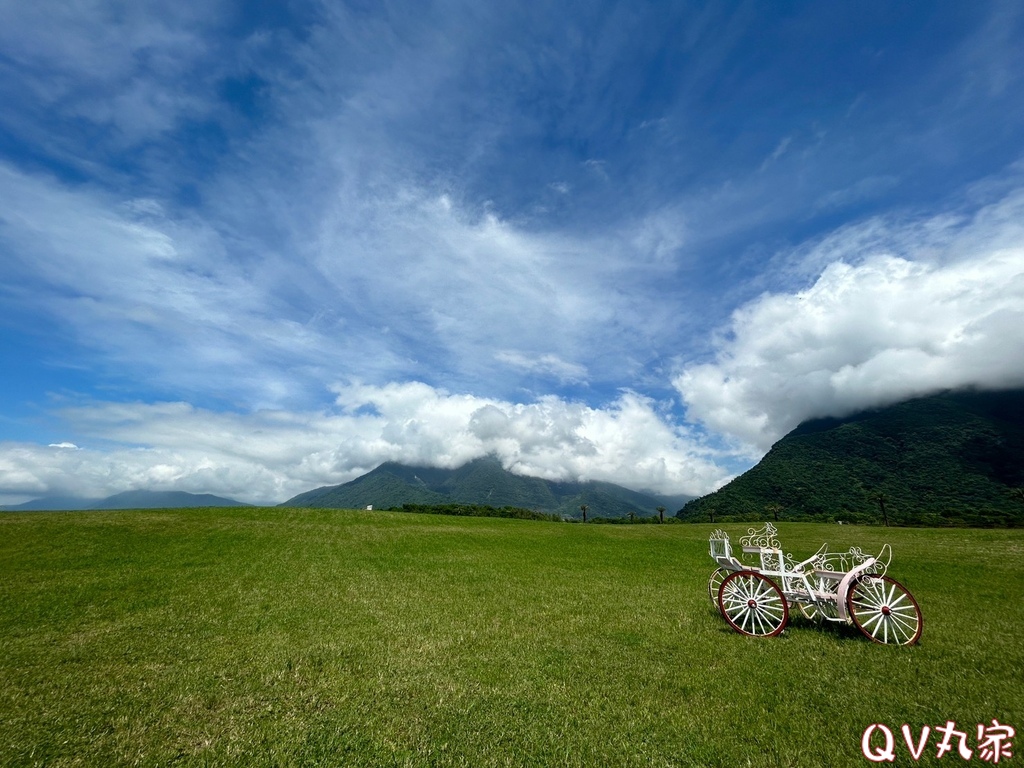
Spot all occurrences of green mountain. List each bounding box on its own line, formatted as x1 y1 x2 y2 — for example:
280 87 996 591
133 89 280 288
282 456 689 519
677 388 1024 527
2 490 249 511
97 491 250 509
0 496 97 512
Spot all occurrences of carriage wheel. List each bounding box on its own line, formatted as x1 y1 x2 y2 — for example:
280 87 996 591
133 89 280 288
717 570 789 637
708 567 728 612
846 575 922 645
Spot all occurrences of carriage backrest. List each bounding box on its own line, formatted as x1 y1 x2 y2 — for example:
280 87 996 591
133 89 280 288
739 522 781 551
709 529 732 560
709 529 747 571
739 522 784 570
738 522 800 587
808 544 890 576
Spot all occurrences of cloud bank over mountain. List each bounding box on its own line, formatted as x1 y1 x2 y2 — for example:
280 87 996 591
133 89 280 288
0 385 726 504
676 187 1024 454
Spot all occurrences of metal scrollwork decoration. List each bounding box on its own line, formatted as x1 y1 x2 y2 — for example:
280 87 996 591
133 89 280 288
739 522 781 549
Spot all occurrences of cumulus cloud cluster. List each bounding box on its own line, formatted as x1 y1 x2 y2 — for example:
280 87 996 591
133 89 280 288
676 189 1024 453
0 383 729 504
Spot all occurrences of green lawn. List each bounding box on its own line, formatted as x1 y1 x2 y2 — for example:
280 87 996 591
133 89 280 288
1 508 1021 767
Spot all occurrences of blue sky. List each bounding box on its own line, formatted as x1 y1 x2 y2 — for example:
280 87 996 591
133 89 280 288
2 1 1024 504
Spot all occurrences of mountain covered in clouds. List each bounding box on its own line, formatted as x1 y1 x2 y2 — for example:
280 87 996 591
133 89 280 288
282 456 691 519
1 490 249 512
677 388 1024 527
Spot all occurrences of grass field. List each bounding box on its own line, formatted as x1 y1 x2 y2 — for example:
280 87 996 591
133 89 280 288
1 508 1022 767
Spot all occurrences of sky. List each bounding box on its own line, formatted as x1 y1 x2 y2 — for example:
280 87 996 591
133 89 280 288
2 1 1024 505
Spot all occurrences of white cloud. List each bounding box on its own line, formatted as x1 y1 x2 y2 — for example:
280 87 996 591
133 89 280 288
495 351 588 384
0 383 729 504
675 189 1024 454
328 381 728 495
584 159 609 181
310 185 683 385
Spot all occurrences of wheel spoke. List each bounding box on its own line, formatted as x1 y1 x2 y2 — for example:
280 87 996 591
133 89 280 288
888 611 918 634
755 609 769 635
748 608 761 634
861 611 885 634
889 620 912 643
885 581 899 607
755 605 769 634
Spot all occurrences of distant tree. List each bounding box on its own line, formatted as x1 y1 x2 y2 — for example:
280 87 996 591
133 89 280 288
874 492 889 527
580 504 588 523
657 506 666 523
1010 488 1024 504
628 510 635 522
708 505 716 524
765 503 783 522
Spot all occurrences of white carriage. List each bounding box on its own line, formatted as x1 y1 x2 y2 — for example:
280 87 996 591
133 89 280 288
708 523 923 645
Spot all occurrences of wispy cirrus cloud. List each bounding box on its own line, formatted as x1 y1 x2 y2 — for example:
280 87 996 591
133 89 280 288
0 159 686 409
759 136 792 171
494 352 588 385
0 0 238 168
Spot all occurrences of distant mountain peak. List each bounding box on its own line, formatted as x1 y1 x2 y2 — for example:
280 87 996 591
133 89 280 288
282 459 692 519
2 489 249 512
99 490 250 509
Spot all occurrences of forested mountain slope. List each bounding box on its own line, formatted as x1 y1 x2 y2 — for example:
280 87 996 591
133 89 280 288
677 389 1024 527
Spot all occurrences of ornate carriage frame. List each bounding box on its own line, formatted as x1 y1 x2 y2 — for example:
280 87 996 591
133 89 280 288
708 523 922 644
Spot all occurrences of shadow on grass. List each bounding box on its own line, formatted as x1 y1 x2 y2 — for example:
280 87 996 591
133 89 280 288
708 606 870 643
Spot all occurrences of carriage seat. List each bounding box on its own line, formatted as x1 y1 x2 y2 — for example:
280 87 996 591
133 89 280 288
709 530 747 572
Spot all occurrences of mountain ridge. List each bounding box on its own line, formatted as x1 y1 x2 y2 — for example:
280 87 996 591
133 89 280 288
1 490 250 512
282 455 691 519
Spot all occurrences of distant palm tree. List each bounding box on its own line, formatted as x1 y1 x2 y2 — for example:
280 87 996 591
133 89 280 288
765 503 783 522
656 506 666 524
708 505 716 524
1010 487 1024 504
628 510 635 523
580 504 588 523
874 492 889 527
